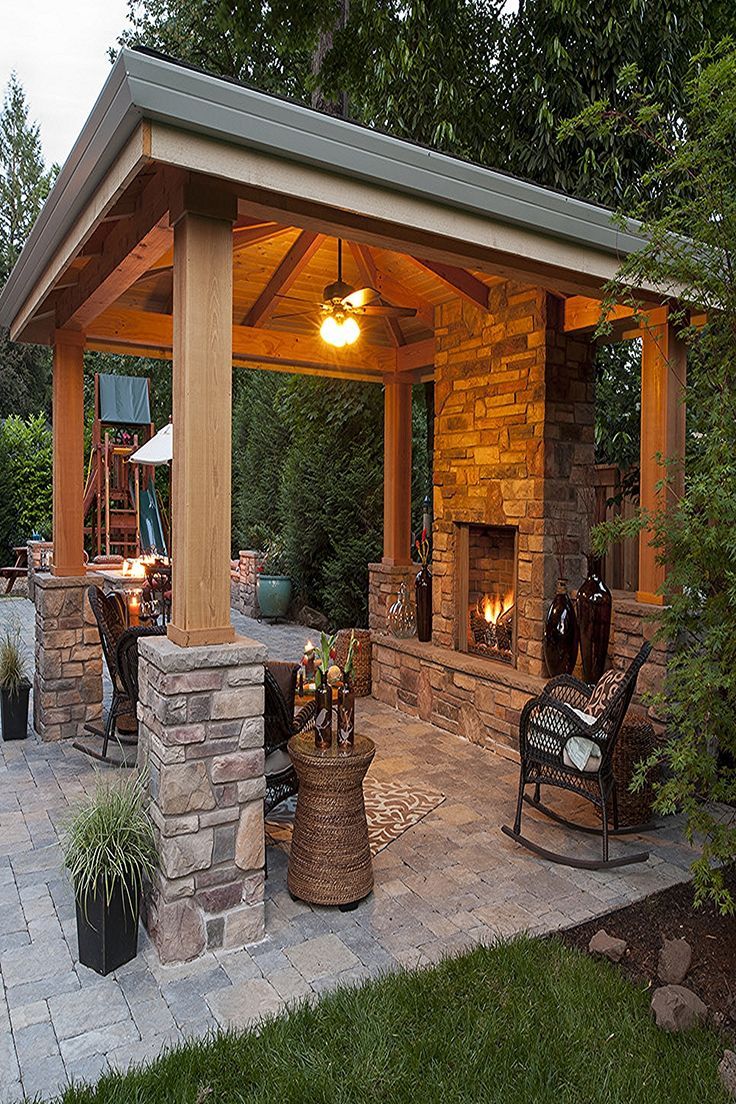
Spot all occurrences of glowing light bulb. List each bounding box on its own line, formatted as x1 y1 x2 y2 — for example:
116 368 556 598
320 311 361 348
342 315 360 344
320 314 345 347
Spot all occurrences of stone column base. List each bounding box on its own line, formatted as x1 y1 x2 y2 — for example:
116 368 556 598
137 634 267 964
33 573 103 742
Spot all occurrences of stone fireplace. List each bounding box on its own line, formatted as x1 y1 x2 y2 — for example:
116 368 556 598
457 523 517 666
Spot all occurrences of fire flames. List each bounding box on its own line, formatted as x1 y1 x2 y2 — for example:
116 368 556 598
480 591 514 625
121 555 159 579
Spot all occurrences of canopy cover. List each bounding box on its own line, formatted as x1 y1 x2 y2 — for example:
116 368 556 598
99 374 151 425
129 422 172 466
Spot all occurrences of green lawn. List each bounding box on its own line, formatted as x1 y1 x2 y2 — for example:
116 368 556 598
57 937 727 1104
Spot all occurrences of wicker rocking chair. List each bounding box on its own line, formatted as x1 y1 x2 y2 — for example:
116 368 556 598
502 642 653 870
264 660 316 815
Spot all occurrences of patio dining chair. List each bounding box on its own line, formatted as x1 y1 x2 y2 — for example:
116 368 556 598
501 642 653 870
264 660 316 815
73 585 138 763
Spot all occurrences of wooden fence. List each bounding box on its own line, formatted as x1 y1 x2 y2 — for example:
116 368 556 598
594 464 639 593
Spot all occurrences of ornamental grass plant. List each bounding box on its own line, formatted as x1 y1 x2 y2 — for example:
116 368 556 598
62 774 157 922
0 623 29 697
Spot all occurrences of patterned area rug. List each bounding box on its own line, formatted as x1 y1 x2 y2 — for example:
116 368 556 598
265 778 445 856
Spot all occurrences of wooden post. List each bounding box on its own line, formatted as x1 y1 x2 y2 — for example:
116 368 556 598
637 309 686 604
383 377 412 566
52 330 86 577
168 184 237 647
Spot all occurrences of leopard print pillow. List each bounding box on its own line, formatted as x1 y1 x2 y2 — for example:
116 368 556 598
587 668 626 717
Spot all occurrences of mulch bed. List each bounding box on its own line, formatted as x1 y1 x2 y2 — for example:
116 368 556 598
558 866 736 1038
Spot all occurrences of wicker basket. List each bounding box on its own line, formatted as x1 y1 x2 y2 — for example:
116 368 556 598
599 712 661 827
333 628 372 697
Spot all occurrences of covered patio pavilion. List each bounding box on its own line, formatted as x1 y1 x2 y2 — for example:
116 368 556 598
0 48 688 964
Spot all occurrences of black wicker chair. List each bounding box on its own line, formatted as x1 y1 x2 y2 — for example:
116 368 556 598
74 586 134 762
502 642 653 870
116 624 167 717
264 660 316 815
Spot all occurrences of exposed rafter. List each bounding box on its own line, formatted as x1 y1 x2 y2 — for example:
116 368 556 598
242 230 324 328
408 257 490 311
348 241 405 348
563 295 636 335
55 169 174 330
232 223 293 250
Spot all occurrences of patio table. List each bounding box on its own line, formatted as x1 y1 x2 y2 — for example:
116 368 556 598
287 732 375 909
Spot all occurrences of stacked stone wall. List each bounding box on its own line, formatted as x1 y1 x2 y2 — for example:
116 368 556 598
33 574 103 742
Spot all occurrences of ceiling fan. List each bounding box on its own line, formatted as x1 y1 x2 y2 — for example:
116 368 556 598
317 239 417 347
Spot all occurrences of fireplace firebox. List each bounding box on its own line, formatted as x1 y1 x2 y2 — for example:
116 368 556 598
456 523 518 665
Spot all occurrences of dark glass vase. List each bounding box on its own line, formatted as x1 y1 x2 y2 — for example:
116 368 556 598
544 579 579 677
337 677 355 747
577 556 613 684
314 681 333 749
415 565 432 643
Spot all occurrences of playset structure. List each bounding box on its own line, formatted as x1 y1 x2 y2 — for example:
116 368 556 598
83 374 167 558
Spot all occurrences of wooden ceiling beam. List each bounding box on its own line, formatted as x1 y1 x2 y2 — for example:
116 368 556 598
232 223 293 250
55 169 175 331
407 257 489 311
395 337 435 373
348 242 405 348
242 230 324 327
363 252 434 330
85 306 395 376
563 295 637 335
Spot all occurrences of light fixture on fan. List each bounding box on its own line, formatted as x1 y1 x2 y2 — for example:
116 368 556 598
318 239 417 347
320 309 360 347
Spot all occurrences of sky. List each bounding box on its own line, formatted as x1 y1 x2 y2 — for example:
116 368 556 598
0 0 132 169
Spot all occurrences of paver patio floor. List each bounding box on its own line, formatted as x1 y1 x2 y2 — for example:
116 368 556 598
0 597 697 1102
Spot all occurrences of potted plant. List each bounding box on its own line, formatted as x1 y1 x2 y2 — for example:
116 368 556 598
255 535 292 621
0 625 31 740
62 775 157 976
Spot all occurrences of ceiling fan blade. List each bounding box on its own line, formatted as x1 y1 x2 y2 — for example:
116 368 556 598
356 304 417 318
343 286 380 308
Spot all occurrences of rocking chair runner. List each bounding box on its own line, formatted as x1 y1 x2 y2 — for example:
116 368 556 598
502 642 653 870
264 660 316 815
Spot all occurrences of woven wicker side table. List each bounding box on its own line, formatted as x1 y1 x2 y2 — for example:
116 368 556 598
287 733 375 909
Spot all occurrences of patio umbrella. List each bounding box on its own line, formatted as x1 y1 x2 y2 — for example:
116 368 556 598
129 423 173 466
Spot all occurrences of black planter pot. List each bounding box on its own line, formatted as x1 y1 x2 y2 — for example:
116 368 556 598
544 580 579 677
0 682 30 740
76 875 140 976
577 557 613 684
415 565 432 643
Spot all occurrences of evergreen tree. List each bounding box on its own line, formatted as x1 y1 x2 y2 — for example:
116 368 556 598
0 73 55 419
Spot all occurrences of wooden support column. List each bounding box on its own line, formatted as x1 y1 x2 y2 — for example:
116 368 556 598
168 183 237 646
52 330 86 576
383 378 412 565
637 309 686 604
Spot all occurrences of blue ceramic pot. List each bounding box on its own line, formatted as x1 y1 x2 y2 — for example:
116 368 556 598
256 575 292 620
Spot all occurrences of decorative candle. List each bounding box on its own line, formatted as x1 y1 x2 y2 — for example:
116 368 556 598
128 592 141 627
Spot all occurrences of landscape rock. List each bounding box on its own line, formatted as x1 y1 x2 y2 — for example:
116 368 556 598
651 984 708 1032
588 929 627 963
719 1051 736 1099
658 938 693 985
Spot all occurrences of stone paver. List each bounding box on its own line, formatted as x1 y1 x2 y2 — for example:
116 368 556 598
0 596 698 1104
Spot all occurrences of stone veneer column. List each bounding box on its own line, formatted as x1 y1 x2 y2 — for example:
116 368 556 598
33 573 103 742
137 634 266 964
237 550 260 618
